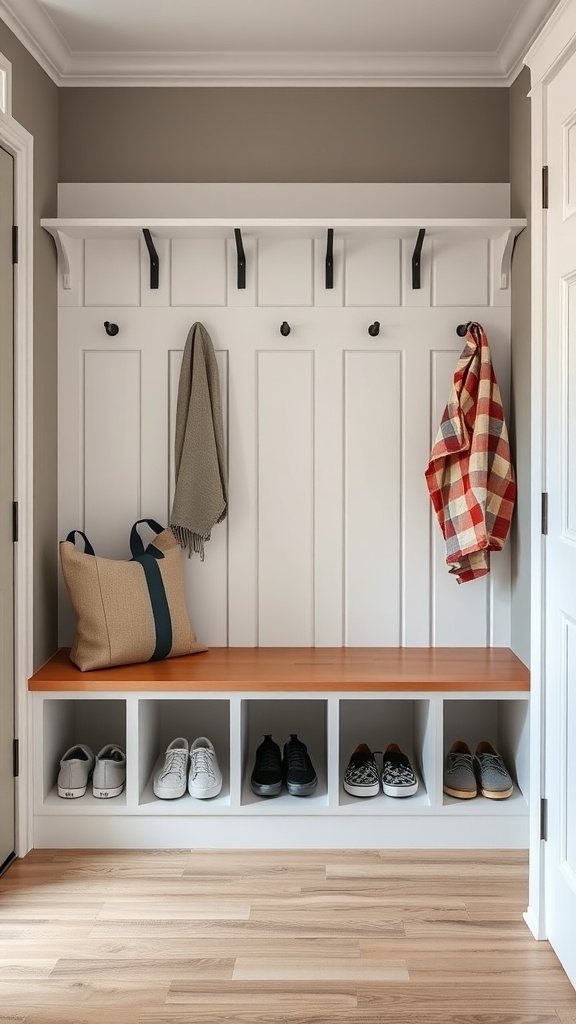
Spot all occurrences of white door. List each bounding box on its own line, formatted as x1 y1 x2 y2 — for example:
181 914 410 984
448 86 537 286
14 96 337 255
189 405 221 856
543 51 576 987
0 144 15 870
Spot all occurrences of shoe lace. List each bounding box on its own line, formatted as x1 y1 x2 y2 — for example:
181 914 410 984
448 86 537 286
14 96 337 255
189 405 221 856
286 740 307 770
258 745 280 771
162 747 188 778
447 752 472 775
191 748 215 779
477 752 508 777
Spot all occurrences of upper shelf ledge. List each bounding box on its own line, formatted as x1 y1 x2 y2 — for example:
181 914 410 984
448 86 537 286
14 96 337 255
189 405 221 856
41 216 526 240
40 217 526 293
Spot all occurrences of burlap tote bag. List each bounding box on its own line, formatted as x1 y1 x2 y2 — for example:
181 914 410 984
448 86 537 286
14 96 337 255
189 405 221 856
60 519 207 671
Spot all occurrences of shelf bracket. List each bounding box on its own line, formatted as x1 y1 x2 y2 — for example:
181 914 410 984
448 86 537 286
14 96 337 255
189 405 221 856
411 228 426 289
142 228 159 289
234 228 246 289
325 228 334 289
498 228 517 290
53 229 72 290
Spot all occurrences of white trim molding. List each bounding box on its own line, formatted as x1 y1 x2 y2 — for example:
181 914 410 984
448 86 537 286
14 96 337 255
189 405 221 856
0 108 34 858
0 0 561 87
0 50 11 114
522 0 576 943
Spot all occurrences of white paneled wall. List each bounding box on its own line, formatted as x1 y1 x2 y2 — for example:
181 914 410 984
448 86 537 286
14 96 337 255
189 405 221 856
58 231 513 648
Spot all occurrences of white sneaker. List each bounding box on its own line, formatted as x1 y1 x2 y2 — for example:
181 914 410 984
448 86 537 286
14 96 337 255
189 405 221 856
93 744 126 799
153 737 189 799
57 743 95 798
188 737 222 799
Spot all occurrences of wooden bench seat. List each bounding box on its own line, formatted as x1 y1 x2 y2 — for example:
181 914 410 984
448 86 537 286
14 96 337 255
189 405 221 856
29 646 530 693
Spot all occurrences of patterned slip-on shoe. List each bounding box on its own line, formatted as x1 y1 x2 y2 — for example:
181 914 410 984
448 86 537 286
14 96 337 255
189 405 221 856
343 743 380 798
381 743 419 798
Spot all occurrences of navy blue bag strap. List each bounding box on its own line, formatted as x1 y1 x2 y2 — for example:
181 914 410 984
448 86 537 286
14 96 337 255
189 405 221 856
65 530 95 556
129 519 165 558
129 520 172 661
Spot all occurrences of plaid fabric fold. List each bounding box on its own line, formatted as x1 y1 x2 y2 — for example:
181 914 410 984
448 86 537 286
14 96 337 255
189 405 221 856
425 322 516 584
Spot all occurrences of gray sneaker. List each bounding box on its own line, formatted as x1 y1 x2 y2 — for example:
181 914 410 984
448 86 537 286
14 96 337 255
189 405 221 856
188 737 222 799
57 744 95 798
443 740 477 799
475 741 514 799
93 744 126 799
153 737 189 799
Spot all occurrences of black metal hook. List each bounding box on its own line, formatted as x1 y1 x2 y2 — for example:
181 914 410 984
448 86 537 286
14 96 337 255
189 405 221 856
234 228 246 289
412 228 426 289
325 228 334 289
142 228 159 290
104 321 119 337
456 322 470 337
368 321 380 337
280 321 291 337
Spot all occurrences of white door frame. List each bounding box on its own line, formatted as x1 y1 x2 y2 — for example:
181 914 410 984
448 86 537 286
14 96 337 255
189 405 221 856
524 0 576 940
0 78 35 858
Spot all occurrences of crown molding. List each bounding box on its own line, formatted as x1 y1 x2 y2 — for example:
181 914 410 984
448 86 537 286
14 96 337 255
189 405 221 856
0 0 560 87
0 0 66 84
498 0 563 83
523 0 576 84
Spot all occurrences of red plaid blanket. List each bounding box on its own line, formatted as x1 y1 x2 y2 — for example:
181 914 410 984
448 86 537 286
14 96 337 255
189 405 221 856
425 322 516 584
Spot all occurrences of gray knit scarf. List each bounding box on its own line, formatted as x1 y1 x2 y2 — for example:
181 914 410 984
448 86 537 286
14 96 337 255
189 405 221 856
170 322 228 559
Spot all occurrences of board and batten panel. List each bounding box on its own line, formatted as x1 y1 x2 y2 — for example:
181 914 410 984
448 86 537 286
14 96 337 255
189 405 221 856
257 350 314 645
83 350 142 555
344 350 402 645
257 239 313 307
84 239 141 307
344 238 401 307
171 239 227 307
57 226 514 650
433 237 489 307
169 345 229 647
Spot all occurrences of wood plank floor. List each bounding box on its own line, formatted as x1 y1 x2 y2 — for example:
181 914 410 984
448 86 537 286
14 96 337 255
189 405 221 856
0 848 574 1023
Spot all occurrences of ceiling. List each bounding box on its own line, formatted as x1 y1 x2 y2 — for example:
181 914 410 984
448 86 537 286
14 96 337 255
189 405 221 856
0 0 561 86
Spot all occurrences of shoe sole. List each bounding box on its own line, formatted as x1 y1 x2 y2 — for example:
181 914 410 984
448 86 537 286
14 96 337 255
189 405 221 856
383 781 419 798
250 780 282 796
480 786 513 799
286 777 318 796
93 784 124 799
343 781 380 798
153 783 187 799
189 781 223 799
58 784 87 798
443 784 477 799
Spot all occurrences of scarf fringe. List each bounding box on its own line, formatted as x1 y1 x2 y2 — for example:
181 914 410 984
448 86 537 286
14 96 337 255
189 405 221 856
171 525 207 562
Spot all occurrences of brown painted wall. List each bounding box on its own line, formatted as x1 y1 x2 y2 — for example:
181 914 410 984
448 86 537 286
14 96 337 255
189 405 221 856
509 65 531 668
0 22 59 669
59 87 509 182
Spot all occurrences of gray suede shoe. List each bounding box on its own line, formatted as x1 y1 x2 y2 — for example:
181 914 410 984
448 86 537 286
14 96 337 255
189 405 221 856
57 744 95 798
443 740 477 799
475 741 514 799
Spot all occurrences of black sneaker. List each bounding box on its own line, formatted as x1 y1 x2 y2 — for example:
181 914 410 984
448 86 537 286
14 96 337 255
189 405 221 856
250 735 282 797
283 734 318 796
381 743 418 798
343 743 380 798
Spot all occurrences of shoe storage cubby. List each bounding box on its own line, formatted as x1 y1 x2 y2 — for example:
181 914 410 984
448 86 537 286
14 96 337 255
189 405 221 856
442 697 529 814
29 648 530 848
38 698 127 812
240 698 328 811
338 698 432 813
138 697 231 812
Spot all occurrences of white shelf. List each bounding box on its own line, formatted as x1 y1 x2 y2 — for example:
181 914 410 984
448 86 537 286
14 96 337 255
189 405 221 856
41 216 526 241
